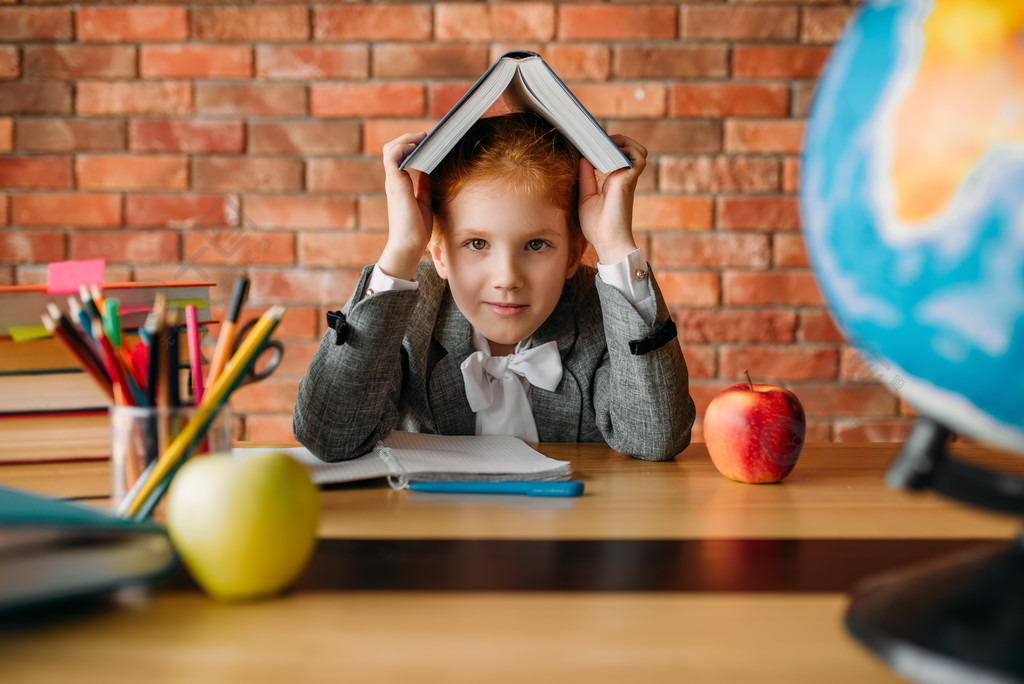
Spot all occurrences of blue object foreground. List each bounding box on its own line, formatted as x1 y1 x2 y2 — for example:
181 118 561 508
408 481 585 497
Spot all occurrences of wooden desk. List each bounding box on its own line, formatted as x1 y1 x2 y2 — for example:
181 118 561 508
1 442 1021 683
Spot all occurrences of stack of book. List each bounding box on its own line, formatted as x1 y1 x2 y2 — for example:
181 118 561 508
0 282 213 464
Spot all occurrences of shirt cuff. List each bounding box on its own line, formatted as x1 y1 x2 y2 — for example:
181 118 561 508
597 248 656 326
364 264 419 298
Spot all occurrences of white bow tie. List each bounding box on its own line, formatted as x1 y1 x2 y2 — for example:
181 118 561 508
460 339 563 442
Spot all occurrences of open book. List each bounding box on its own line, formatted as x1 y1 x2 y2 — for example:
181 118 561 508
234 432 572 489
400 50 631 175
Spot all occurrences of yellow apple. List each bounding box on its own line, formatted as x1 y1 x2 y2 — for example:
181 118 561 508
165 451 319 601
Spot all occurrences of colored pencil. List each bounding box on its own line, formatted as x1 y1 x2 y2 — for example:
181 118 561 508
124 304 285 519
40 310 114 402
206 276 250 387
184 304 205 404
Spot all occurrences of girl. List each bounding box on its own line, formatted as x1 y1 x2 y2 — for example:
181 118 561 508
293 112 695 461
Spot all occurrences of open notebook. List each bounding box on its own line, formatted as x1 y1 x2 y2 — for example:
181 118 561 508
234 432 572 489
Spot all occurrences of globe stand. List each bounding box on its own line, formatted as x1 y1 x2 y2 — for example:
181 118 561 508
846 417 1024 683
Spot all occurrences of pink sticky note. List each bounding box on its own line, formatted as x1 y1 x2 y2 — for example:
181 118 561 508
46 258 106 295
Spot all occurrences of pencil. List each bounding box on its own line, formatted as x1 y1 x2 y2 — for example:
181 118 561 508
68 296 96 345
40 310 114 402
79 284 102 321
124 304 285 519
206 276 250 388
92 318 131 406
184 304 205 404
165 309 182 407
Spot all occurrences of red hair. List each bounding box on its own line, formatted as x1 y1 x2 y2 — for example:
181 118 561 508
429 112 588 266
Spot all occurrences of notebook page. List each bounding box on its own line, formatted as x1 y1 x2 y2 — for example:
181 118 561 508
232 432 571 486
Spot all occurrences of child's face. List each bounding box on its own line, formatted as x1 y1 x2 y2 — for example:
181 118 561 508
431 179 579 356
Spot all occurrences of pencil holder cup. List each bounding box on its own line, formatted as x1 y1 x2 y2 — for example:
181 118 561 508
109 404 233 513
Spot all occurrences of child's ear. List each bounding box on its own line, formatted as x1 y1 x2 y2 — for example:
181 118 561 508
565 259 580 280
430 241 449 280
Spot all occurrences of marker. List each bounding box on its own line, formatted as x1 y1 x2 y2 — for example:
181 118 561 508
407 481 584 497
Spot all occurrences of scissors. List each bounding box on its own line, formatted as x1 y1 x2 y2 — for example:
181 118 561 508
230 318 284 387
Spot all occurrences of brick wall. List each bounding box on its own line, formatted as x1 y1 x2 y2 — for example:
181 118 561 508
0 1 915 444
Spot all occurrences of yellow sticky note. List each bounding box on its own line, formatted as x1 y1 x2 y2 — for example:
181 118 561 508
8 325 52 342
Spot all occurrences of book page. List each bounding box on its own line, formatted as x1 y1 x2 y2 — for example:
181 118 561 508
233 432 572 486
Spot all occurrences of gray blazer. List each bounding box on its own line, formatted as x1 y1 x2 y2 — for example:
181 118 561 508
293 261 695 462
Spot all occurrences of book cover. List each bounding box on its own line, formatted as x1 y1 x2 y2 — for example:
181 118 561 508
400 50 631 174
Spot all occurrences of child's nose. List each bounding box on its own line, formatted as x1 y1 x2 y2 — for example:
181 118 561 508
491 251 524 290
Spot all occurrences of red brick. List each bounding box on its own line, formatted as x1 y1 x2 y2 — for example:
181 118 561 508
436 4 554 42
0 156 71 189
231 377 301 413
0 46 19 80
654 271 720 307
840 346 883 383
249 121 361 156
660 156 779 194
720 346 838 381
724 271 823 306
0 8 72 41
717 196 801 231
125 194 239 229
795 384 899 419
428 82 510 119
11 193 121 228
798 309 845 343
774 234 809 268
667 345 710 382
191 6 308 42
650 233 771 269
783 158 801 193
724 120 805 155
674 309 797 344
689 381 733 416
362 119 439 156
194 158 304 193
76 155 187 191
572 84 666 118
314 5 432 42
0 230 65 263
0 83 71 115
141 45 252 79
311 82 425 118
373 44 489 79
0 268 12 286
76 81 191 116
195 83 306 117
505 44 610 81
802 7 855 44
129 120 244 154
792 82 818 118
183 230 295 266
634 196 712 231
244 196 357 230
0 118 11 151
77 6 187 43
16 118 125 152
834 419 915 443
613 45 727 79
307 159 385 194
69 230 180 264
670 83 789 118
357 197 389 231
734 46 831 79
558 5 676 40
24 45 134 80
243 413 296 442
681 6 798 40
608 120 721 155
298 232 388 268
256 45 368 81
249 268 362 306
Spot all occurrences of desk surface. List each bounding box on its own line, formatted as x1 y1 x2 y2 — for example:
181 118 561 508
1 441 1020 683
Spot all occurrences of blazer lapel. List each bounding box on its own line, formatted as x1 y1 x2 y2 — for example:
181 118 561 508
530 282 583 442
428 292 477 435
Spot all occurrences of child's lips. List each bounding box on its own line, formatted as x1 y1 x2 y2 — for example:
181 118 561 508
485 302 527 317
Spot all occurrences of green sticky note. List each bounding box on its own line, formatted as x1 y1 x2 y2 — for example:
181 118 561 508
8 325 51 342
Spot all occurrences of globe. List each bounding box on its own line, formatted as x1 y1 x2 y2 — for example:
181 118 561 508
801 0 1024 454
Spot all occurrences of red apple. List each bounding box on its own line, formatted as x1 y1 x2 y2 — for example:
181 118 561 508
704 372 806 483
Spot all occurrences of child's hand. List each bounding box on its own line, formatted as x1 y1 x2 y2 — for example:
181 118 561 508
578 135 647 264
379 132 432 281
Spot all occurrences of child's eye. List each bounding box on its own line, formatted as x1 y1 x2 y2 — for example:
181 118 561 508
526 239 548 252
467 239 488 251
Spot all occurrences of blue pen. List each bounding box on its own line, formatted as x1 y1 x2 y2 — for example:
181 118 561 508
408 481 584 497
